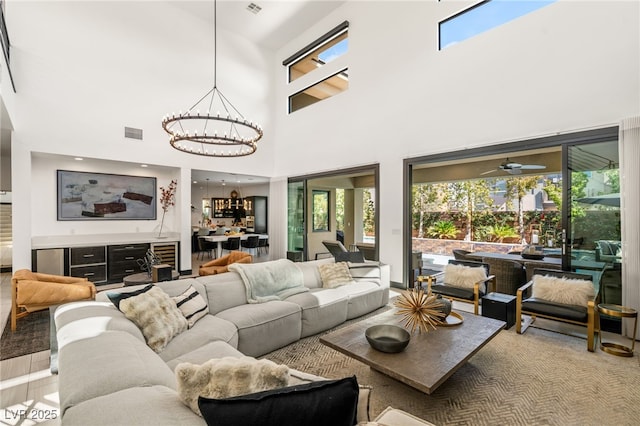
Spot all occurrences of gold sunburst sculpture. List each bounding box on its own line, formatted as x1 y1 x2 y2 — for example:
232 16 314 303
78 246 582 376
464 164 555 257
394 285 447 334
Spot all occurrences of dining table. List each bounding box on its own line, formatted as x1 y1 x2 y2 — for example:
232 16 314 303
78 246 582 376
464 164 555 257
200 234 268 259
466 251 606 272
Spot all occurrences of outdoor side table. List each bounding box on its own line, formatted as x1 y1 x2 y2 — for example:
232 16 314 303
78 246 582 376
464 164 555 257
597 304 638 357
482 292 516 329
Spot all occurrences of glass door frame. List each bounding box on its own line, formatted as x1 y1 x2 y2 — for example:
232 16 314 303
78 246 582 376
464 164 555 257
288 164 380 262
403 127 618 289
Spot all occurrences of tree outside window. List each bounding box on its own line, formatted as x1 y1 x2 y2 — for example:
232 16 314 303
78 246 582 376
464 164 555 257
312 190 329 232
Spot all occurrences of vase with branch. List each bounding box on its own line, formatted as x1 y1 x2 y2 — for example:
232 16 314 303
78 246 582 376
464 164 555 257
158 179 177 238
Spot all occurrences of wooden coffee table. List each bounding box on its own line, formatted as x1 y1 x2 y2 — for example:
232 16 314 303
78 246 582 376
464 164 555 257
319 309 505 394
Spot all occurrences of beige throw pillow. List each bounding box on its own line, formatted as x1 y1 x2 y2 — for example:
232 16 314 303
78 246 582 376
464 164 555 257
175 357 290 416
443 263 487 289
119 286 187 353
318 262 355 288
532 275 594 307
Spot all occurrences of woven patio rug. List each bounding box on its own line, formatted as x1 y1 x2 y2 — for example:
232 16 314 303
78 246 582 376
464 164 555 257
264 307 640 426
0 309 50 360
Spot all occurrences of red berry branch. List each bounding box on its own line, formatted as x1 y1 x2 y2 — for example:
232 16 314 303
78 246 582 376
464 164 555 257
159 179 177 212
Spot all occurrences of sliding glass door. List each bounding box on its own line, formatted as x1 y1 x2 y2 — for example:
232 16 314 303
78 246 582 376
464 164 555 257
567 141 621 309
287 165 379 262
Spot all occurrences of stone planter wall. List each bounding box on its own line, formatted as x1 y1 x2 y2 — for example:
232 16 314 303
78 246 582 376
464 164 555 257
412 238 526 257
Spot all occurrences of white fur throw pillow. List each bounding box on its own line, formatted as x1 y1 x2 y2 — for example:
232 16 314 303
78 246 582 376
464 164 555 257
532 275 594 307
175 357 290 416
120 286 187 353
319 262 355 288
443 264 487 289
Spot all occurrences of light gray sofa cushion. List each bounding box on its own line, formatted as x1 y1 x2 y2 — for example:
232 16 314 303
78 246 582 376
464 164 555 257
285 289 349 337
197 272 248 315
61 386 204 426
59 331 177 415
158 314 238 363
166 341 245 371
332 282 386 319
55 301 145 345
216 301 302 357
294 257 335 289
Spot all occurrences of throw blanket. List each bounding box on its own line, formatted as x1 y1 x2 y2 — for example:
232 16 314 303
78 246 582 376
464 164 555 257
229 259 308 303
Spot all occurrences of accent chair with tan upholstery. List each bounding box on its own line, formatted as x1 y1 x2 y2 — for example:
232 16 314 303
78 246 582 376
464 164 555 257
11 269 96 331
198 251 253 276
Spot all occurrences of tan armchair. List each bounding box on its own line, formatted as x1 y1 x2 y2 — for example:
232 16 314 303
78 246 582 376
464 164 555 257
11 269 96 331
199 251 253 276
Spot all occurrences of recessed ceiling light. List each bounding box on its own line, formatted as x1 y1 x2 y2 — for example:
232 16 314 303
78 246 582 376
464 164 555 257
74 157 83 161
140 164 148 168
247 2 262 14
193 180 198 184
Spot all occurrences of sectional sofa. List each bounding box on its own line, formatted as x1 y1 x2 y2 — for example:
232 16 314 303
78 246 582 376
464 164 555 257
54 257 428 425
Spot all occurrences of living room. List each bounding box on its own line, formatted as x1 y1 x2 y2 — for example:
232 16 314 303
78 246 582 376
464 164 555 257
1 1 639 425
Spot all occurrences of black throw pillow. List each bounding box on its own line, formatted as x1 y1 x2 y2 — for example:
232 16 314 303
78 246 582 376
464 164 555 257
198 376 359 426
106 284 154 310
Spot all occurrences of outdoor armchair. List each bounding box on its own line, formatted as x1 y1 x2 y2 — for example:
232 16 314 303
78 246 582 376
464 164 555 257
516 268 599 351
11 269 96 331
420 259 496 315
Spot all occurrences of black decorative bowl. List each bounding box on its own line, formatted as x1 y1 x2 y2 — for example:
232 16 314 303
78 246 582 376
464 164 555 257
365 325 411 353
521 253 545 260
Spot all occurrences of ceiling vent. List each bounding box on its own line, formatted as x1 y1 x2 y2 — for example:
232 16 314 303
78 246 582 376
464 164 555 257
124 127 143 140
246 3 262 14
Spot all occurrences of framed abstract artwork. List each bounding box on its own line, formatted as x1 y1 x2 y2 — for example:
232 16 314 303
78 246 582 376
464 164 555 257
57 170 157 220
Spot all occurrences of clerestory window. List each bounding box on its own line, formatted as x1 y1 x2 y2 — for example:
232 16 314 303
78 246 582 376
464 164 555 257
439 0 557 50
284 21 349 113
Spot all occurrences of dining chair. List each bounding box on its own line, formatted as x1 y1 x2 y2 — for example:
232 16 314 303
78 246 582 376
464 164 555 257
221 236 241 255
481 257 526 295
257 237 269 256
241 235 260 256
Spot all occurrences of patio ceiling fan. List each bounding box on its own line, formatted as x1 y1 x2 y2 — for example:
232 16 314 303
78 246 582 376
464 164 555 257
481 158 546 175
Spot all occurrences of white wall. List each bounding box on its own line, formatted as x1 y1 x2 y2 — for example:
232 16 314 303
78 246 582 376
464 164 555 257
3 1 639 284
273 0 640 282
5 1 277 269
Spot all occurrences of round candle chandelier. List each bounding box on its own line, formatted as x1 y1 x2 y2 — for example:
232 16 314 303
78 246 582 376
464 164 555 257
162 0 263 157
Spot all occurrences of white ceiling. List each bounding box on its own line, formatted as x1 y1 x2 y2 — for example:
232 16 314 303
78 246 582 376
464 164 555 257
168 0 346 50
0 1 345 191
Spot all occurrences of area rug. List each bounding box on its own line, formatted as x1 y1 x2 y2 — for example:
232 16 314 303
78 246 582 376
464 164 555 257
264 308 640 426
0 309 50 360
